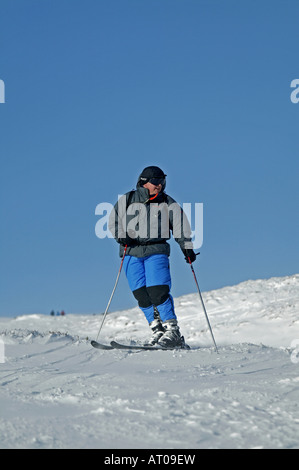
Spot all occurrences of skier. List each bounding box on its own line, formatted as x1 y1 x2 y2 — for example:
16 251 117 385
109 166 197 348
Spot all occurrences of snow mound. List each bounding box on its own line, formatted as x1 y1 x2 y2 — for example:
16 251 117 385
0 274 299 449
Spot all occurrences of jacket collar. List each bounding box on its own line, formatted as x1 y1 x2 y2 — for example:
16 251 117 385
136 186 166 204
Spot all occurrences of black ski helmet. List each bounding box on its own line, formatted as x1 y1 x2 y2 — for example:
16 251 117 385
137 166 167 190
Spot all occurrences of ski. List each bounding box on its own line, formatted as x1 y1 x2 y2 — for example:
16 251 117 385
91 340 114 350
110 340 191 351
91 339 191 351
110 340 163 351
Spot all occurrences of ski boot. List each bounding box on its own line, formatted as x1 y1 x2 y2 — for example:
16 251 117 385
157 319 184 348
144 318 164 346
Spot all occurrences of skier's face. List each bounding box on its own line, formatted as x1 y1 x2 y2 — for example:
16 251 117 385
143 181 162 196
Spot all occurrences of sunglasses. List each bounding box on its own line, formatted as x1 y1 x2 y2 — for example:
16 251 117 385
148 177 165 186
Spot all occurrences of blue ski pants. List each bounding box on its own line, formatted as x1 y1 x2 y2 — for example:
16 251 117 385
123 254 176 324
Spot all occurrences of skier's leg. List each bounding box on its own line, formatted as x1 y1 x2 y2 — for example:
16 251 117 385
145 254 176 322
145 254 183 347
123 256 155 323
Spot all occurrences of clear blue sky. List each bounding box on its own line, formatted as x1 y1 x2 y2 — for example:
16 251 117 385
1 0 298 317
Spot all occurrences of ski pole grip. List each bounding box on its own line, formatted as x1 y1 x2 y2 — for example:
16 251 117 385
188 252 200 265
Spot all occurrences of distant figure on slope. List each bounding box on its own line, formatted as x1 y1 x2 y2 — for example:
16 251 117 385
109 166 197 348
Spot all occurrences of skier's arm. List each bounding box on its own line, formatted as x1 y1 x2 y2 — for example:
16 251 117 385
167 195 197 263
108 193 136 246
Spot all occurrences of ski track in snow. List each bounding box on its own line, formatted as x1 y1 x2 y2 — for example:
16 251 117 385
1 274 299 449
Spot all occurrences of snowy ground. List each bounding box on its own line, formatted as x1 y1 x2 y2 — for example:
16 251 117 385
1 274 299 449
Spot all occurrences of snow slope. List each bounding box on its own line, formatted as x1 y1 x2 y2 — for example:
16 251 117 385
1 274 299 449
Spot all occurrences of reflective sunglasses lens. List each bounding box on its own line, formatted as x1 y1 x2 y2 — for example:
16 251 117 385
149 177 165 185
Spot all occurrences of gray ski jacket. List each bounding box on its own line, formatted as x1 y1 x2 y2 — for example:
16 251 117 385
108 186 193 258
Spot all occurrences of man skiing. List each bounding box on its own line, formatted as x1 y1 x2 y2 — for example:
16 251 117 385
109 166 197 348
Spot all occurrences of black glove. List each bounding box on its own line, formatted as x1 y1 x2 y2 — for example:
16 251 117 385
118 230 137 247
182 249 197 264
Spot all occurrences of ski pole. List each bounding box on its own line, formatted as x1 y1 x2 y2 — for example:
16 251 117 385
188 257 219 354
95 245 128 341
